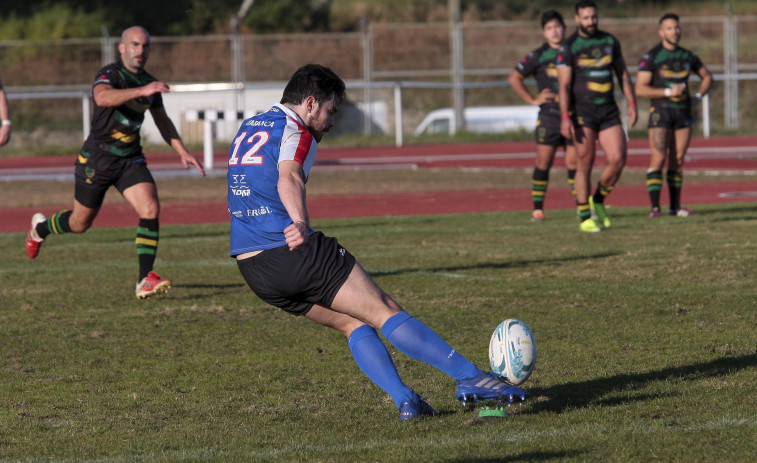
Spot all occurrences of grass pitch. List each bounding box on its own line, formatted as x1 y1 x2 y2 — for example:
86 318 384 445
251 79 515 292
1 205 756 462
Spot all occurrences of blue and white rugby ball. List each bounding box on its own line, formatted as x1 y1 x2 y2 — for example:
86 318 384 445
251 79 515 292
489 319 537 385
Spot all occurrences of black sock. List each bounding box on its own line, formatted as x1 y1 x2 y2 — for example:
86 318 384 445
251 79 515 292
567 169 577 201
577 202 592 222
37 210 72 240
667 170 682 211
646 170 663 210
136 218 159 281
531 168 549 210
592 182 613 204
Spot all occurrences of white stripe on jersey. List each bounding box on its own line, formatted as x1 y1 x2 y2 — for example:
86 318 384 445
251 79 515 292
276 104 317 178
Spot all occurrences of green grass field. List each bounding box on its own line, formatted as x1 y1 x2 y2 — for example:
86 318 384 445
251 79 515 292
1 205 756 462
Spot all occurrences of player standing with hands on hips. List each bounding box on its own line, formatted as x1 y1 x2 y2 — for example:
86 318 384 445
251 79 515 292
635 13 712 218
227 64 528 421
508 10 578 222
558 0 637 232
24 26 205 299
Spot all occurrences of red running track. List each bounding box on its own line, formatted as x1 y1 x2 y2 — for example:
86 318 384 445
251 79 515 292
2 136 757 234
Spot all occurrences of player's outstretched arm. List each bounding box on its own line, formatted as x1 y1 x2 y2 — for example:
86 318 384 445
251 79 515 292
93 81 169 108
150 106 205 176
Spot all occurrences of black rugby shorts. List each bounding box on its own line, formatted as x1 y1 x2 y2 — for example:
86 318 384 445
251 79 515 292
648 105 694 130
574 103 622 133
536 110 573 147
74 152 155 208
236 231 357 316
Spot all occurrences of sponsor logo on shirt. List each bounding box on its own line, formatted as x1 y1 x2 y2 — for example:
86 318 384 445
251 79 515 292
247 206 273 216
230 174 250 196
245 120 274 128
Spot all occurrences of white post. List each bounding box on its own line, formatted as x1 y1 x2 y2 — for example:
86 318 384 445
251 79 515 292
450 8 465 133
702 93 710 139
394 82 403 147
203 119 214 171
81 94 90 140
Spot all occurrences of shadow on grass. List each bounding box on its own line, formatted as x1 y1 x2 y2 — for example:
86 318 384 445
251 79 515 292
443 450 587 463
370 251 623 277
527 353 757 415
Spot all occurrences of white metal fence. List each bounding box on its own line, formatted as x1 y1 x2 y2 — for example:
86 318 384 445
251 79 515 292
1 15 755 148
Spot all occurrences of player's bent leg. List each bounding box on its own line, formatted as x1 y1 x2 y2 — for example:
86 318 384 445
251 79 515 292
329 262 403 329
67 199 100 233
306 303 366 337
330 263 528 407
26 199 96 259
306 305 435 420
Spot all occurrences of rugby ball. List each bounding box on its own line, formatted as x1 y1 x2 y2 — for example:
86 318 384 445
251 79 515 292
489 319 537 385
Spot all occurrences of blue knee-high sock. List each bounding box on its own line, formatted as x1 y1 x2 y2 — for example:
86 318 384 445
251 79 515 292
348 324 415 408
380 311 481 381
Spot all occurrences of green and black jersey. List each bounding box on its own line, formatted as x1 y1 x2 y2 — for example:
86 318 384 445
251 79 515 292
557 30 626 107
638 43 704 110
82 60 164 158
514 43 561 116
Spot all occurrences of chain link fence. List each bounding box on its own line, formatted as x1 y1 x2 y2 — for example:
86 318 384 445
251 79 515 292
1 15 755 148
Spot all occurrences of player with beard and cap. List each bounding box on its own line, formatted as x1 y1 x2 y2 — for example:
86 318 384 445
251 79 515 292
557 0 637 232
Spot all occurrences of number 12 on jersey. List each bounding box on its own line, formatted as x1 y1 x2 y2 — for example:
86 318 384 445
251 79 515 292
229 131 270 166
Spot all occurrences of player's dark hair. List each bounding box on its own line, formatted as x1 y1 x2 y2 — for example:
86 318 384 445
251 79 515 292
574 0 597 14
280 64 346 107
659 13 679 24
541 10 565 28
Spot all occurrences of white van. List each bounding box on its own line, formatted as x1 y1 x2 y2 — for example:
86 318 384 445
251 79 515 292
414 105 539 136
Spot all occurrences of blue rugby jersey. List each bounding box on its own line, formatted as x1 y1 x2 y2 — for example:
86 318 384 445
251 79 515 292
228 104 317 255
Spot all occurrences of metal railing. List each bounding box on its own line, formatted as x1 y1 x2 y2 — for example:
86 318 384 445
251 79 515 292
1 14 754 152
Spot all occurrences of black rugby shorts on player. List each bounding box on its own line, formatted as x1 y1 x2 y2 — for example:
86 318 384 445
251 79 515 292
236 231 357 316
648 105 694 130
574 102 622 133
74 152 155 208
536 110 573 147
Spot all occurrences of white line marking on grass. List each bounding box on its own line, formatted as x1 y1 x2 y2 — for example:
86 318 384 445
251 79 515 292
419 271 496 280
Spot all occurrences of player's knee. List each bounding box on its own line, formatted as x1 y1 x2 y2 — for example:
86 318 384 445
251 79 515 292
606 154 626 170
139 202 160 219
69 218 93 233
